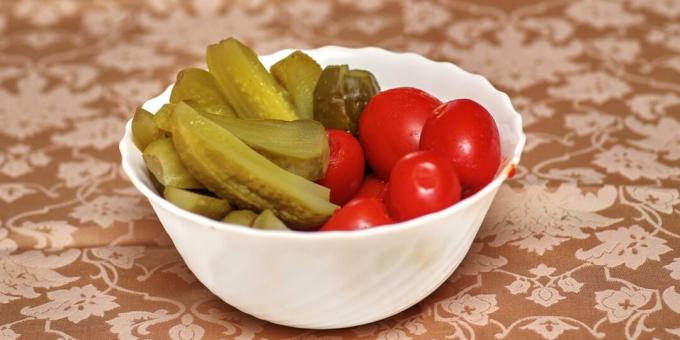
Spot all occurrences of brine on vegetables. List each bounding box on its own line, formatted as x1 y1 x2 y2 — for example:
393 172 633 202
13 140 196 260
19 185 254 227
207 38 300 121
171 102 337 228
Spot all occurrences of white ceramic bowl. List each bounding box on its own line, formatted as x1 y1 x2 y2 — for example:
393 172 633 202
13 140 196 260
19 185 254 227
120 46 525 329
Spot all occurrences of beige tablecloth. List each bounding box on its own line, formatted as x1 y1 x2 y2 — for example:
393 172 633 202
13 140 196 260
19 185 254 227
1 0 679 339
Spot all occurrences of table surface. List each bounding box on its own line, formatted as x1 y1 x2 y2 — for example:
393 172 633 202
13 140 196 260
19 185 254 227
1 0 679 339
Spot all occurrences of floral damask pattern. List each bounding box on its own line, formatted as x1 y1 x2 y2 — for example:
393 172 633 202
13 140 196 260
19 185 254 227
1 0 679 339
21 284 119 323
576 225 672 269
595 286 653 323
0 71 101 139
480 183 620 255
0 144 50 178
565 1 644 30
441 27 584 91
548 71 632 104
70 195 151 228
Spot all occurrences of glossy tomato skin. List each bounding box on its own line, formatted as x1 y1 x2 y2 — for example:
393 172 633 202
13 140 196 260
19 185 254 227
387 151 461 222
420 99 500 193
320 197 393 231
358 87 441 180
353 175 387 202
317 130 365 205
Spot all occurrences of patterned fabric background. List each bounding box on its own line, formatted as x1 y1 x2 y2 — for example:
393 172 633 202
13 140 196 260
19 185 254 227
1 0 679 339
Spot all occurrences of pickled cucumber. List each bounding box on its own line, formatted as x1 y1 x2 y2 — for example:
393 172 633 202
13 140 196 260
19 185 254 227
314 65 380 133
170 68 236 117
314 65 349 131
132 107 162 150
206 38 299 121
270 51 322 119
222 209 258 226
152 104 175 133
344 69 380 126
143 138 204 189
202 113 329 180
164 187 231 219
149 171 164 194
252 209 289 230
171 102 337 228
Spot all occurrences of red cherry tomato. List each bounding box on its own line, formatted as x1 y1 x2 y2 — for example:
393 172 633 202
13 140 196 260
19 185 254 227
321 197 393 231
353 175 387 202
387 151 461 222
317 130 365 205
420 99 500 193
358 87 441 180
